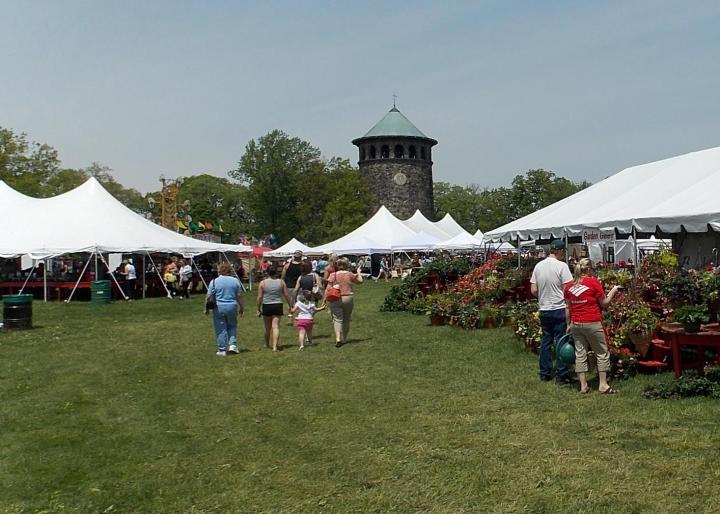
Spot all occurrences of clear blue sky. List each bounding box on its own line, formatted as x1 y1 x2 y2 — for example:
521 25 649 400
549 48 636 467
2 0 719 192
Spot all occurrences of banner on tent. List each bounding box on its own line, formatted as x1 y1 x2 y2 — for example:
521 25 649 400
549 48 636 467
582 229 615 243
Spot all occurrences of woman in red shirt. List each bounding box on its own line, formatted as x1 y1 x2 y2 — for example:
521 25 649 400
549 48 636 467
563 258 622 394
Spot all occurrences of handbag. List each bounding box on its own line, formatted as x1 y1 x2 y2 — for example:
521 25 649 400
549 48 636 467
325 286 341 302
205 279 217 310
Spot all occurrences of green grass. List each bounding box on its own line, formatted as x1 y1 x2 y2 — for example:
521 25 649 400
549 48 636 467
1 282 719 513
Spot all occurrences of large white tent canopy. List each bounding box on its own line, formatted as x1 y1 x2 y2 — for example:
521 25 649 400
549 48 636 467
434 213 469 238
486 146 720 242
311 206 415 255
392 231 443 251
402 210 452 240
0 178 250 259
264 238 319 258
435 231 484 250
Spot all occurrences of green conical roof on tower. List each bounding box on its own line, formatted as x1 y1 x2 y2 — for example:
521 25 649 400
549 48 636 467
358 107 431 139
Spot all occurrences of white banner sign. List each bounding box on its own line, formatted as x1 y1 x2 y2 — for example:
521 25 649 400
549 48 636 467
582 229 615 243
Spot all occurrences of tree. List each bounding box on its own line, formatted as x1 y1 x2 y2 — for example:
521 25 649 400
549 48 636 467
230 130 326 242
0 127 61 196
434 170 589 234
177 174 249 242
312 158 372 245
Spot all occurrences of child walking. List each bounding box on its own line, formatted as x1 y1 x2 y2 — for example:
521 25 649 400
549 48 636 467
290 290 325 350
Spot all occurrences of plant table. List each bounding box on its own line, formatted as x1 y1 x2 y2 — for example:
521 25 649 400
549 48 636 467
658 323 720 377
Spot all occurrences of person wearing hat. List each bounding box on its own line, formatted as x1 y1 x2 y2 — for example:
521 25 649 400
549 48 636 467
530 239 574 384
281 250 304 313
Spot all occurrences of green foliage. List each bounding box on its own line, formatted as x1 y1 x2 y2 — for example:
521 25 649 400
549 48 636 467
661 270 704 306
380 257 474 312
643 371 720 399
623 303 657 336
0 126 61 196
672 304 710 325
230 131 371 244
435 170 589 233
312 158 372 244
177 174 249 242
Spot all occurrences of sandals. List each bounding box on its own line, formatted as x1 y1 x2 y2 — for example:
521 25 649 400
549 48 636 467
599 387 618 394
579 387 590 394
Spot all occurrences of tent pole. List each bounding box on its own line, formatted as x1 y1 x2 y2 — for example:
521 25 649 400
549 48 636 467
65 254 93 304
142 254 146 299
517 237 521 268
94 252 98 280
191 257 208 290
632 226 639 272
98 252 128 300
249 256 253 291
146 251 173 298
18 261 38 295
564 232 569 264
43 259 47 303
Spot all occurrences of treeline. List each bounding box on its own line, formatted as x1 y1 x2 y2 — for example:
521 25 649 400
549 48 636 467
0 126 588 245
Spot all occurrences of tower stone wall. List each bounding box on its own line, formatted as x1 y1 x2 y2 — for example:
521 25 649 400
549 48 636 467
352 108 437 220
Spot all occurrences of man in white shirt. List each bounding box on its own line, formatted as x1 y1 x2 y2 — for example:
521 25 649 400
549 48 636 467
125 258 137 300
530 240 574 383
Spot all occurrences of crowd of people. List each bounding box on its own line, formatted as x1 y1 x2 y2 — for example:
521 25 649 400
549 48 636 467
207 250 365 356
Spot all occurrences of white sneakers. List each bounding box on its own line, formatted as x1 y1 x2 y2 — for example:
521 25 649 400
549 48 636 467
216 351 227 357
228 345 239 354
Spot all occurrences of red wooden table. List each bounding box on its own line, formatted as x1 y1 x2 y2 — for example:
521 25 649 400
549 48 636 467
658 323 720 377
0 281 92 301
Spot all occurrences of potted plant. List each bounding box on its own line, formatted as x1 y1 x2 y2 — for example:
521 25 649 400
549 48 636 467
425 293 449 326
623 304 657 357
673 304 709 333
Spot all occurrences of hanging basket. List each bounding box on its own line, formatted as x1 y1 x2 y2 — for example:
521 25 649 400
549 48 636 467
628 331 652 358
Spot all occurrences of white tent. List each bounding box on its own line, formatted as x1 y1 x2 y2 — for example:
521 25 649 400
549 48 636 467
392 231 443 251
314 235 391 255
485 146 720 241
474 229 484 241
264 238 319 258
434 213 468 238
0 178 250 258
435 231 484 250
311 205 415 254
402 210 452 240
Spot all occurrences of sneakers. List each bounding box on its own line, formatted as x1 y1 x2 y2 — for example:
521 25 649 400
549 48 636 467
216 351 227 357
228 345 239 354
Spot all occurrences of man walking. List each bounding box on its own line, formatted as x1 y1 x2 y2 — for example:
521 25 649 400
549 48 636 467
530 240 574 383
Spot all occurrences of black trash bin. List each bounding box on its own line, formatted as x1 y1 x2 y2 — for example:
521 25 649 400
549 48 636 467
2 294 33 330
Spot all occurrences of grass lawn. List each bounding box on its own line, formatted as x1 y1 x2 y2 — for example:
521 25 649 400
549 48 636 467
1 281 720 513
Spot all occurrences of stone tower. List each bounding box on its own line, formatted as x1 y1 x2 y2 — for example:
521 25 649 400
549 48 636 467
352 106 437 220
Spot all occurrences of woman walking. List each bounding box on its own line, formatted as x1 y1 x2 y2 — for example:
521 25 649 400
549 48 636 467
257 265 291 352
206 262 244 356
326 257 363 347
563 258 622 394
294 260 322 303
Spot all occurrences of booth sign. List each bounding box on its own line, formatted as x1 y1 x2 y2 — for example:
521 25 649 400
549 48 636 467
582 229 615 243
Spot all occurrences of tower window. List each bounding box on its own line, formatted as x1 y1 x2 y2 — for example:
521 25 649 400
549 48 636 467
360 147 366 160
408 145 417 159
394 144 404 158
370 146 376 159
381 145 390 159
420 147 426 160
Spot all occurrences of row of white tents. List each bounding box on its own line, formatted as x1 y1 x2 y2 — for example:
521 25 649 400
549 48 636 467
265 206 514 257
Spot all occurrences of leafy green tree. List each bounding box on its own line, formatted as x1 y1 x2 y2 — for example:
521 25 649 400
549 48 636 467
230 130 326 242
177 174 249 242
0 127 61 196
504 169 589 221
311 158 372 245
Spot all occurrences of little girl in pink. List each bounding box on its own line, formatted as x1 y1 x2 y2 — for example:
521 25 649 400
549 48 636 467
290 290 325 350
